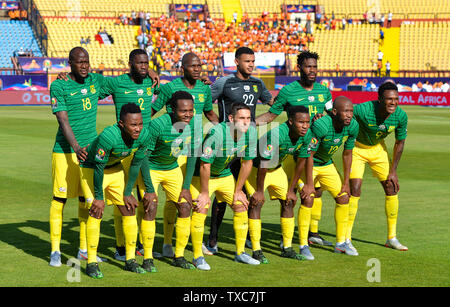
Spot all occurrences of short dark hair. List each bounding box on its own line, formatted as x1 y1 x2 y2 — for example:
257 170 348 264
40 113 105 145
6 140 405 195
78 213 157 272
120 103 141 121
235 47 254 59
169 91 194 111
230 102 251 116
129 48 148 63
378 81 398 99
181 52 200 67
287 105 309 119
297 50 319 66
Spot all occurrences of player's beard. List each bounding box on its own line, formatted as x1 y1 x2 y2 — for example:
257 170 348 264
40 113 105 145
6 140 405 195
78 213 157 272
300 72 315 87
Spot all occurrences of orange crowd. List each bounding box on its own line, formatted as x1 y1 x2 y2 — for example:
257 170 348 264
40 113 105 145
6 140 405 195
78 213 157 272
136 14 315 73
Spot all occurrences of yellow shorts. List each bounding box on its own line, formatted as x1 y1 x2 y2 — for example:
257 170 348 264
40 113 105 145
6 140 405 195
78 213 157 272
79 164 126 207
137 166 184 203
178 155 187 176
51 152 82 199
282 154 321 190
350 141 390 181
245 166 288 200
190 175 236 208
300 163 344 199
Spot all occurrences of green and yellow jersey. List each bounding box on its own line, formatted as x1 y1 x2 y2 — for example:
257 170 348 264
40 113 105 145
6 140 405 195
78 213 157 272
309 115 359 166
197 122 257 178
146 113 193 171
353 100 408 146
255 122 312 170
100 74 157 126
269 81 332 120
50 73 105 153
81 123 152 199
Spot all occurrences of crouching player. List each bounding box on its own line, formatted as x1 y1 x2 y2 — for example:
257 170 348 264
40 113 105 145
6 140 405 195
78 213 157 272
79 103 155 278
188 103 259 270
245 105 314 263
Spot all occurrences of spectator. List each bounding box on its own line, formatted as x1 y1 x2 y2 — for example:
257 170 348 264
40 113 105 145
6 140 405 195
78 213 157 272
86 36 91 45
80 37 86 46
380 14 385 27
131 10 136 25
385 61 391 77
377 60 382 77
387 11 393 28
379 27 384 45
341 17 346 30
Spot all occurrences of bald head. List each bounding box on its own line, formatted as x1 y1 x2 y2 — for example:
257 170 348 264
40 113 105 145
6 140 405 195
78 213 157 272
332 96 353 126
333 96 353 110
69 47 88 62
181 52 200 67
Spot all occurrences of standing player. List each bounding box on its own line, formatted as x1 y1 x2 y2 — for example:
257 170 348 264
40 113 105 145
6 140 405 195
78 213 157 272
49 47 106 267
296 96 359 259
245 106 314 263
80 103 155 278
347 82 408 251
136 91 196 269
189 103 259 270
256 50 334 247
150 52 219 258
204 47 273 254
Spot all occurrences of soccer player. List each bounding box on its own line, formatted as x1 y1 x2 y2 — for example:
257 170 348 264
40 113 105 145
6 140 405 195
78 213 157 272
80 103 156 278
296 96 360 259
49 47 106 267
347 82 408 251
205 46 273 255
245 105 314 263
136 91 197 269
256 51 334 247
150 52 219 258
189 103 259 270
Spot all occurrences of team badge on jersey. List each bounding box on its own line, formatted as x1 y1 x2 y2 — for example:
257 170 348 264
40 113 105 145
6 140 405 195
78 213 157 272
198 94 205 103
96 148 106 160
318 94 324 102
253 85 258 93
202 147 213 158
51 97 58 110
263 144 273 156
90 85 96 94
147 87 152 96
388 126 396 132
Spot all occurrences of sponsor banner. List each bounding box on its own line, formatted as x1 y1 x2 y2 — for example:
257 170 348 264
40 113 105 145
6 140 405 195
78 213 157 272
275 76 450 92
17 57 70 74
0 75 47 90
0 90 113 105
331 91 450 106
175 4 204 13
0 1 19 10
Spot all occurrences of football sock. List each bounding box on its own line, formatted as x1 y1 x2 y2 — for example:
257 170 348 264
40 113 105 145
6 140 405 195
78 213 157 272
346 196 360 240
248 218 262 251
174 217 190 258
335 203 349 244
122 215 138 261
140 219 155 260
86 216 101 263
233 211 248 255
298 205 312 246
190 212 207 259
113 205 125 248
385 195 399 239
310 197 322 233
280 217 295 248
163 201 178 245
136 202 144 245
50 199 64 253
78 201 89 251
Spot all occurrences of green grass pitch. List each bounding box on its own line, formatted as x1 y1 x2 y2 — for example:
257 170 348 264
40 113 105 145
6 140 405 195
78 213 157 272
0 104 449 287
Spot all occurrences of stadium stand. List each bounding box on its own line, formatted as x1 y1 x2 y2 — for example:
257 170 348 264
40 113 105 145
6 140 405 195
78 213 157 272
0 19 43 72
399 21 450 71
